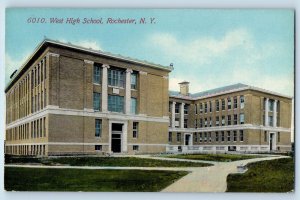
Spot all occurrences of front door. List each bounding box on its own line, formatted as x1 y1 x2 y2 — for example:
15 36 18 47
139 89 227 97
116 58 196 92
112 134 121 153
270 133 273 151
185 134 191 146
111 123 123 153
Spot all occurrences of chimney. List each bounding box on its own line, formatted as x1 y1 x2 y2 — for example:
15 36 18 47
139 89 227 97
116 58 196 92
179 81 190 96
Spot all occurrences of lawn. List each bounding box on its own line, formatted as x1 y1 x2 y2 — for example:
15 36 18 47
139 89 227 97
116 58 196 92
226 158 294 192
5 156 212 167
5 167 189 192
164 153 260 162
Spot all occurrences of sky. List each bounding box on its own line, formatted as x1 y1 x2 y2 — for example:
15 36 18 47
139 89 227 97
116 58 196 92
5 8 294 96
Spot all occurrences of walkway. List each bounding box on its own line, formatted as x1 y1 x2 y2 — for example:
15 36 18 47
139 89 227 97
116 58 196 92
161 155 289 192
5 155 289 192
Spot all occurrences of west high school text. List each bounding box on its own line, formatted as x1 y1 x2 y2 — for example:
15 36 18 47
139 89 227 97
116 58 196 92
26 17 156 25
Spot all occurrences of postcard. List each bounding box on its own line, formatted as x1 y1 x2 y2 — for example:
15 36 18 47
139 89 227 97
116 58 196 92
4 8 294 192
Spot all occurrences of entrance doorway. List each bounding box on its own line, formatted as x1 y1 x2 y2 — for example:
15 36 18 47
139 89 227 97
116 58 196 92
185 134 192 146
111 123 123 153
269 133 276 151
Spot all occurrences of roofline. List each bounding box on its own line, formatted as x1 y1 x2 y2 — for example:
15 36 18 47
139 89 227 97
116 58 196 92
169 86 292 100
5 39 173 92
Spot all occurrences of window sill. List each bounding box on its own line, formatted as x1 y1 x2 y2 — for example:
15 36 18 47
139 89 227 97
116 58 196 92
108 85 124 89
93 83 101 86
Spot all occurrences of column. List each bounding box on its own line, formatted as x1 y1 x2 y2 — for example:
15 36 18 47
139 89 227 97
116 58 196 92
125 69 133 114
180 103 185 128
273 100 277 127
101 64 109 112
171 102 176 128
265 98 269 126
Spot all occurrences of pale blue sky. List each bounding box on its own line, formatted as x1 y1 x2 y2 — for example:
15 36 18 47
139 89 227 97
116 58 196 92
5 8 294 96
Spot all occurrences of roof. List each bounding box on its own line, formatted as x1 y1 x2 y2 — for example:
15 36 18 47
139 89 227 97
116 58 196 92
5 39 173 92
169 83 292 99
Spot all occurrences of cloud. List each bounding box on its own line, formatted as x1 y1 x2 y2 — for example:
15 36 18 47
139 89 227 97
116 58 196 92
151 29 293 96
5 52 31 83
59 39 102 50
150 28 254 66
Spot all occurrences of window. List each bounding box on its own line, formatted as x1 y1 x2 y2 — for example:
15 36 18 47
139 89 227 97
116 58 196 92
233 114 238 125
204 132 207 142
168 132 172 142
43 117 46 137
184 104 189 114
95 119 102 137
175 103 180 113
194 120 198 128
268 116 273 126
227 131 231 142
169 103 172 113
216 100 219 111
216 116 219 126
200 118 203 128
199 133 203 142
194 133 198 142
195 104 198 114
268 100 274 111
177 133 181 142
133 122 138 138
209 101 212 112
31 70 34 89
278 132 280 142
233 131 237 142
208 132 212 142
38 64 40 85
184 119 188 128
41 61 44 82
93 64 102 84
221 131 225 142
204 118 208 127
240 114 245 124
239 130 244 142
216 132 219 142
209 117 212 127
227 97 232 109
133 145 139 151
108 95 124 112
233 97 237 109
108 69 125 87
93 92 101 111
222 116 225 126
221 99 225 110
175 118 180 127
227 115 231 125
240 96 245 109
204 102 208 113
264 131 267 142
95 145 102 151
131 98 137 114
44 57 47 79
200 103 203 113
131 73 137 89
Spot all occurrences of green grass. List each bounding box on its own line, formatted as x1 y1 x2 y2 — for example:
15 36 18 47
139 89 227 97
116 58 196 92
164 153 260 162
5 156 212 167
5 167 188 191
226 158 294 192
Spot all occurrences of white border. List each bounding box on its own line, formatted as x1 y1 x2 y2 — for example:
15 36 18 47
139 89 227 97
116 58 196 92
0 1 298 200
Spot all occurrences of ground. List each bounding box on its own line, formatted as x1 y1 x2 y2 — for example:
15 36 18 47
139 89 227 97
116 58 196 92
164 153 261 162
4 154 293 192
5 167 188 192
5 156 212 167
226 157 294 192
